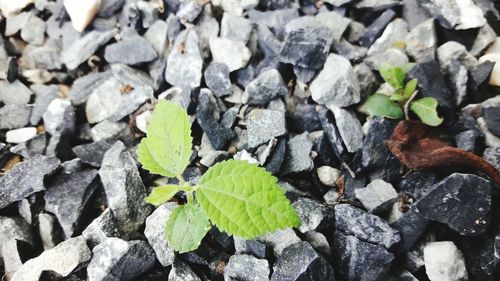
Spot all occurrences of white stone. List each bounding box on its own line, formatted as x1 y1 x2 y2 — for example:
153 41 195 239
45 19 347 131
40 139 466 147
6 127 37 144
135 110 152 133
209 37 251 72
355 179 398 212
0 0 34 18
63 0 101 32
477 117 500 147
424 241 468 281
317 166 341 187
455 0 486 30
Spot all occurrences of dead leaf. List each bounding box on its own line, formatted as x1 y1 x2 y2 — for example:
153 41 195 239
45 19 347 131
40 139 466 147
387 120 500 185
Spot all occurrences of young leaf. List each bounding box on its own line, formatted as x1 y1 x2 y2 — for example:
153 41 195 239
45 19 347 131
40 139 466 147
359 94 404 119
145 185 184 206
410 97 443 127
196 160 301 239
165 204 211 253
404 79 418 98
379 64 406 89
138 100 193 177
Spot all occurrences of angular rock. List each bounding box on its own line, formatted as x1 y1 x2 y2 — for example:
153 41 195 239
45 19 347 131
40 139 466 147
38 213 62 250
483 106 500 137
0 80 32 105
43 98 75 136
210 37 251 72
455 129 481 153
247 109 286 148
271 242 335 281
415 173 492 236
282 132 314 175
437 41 477 70
64 0 101 32
368 19 408 56
259 228 301 257
87 238 155 281
0 0 34 18
331 107 363 153
279 25 333 71
398 171 437 201
176 0 203 22
360 9 396 47
234 238 266 259
0 217 34 258
483 147 500 171
68 72 113 105
196 89 235 150
391 208 429 254
292 198 333 233
310 54 361 108
355 179 398 212
104 36 158 65
90 120 130 142
0 104 31 129
165 30 202 89
420 0 486 30
1 239 33 280
204 63 231 97
22 40 63 70
11 236 91 281
82 209 121 245
72 141 113 167
331 233 394 281
62 29 116 70
5 127 38 144
44 170 99 239
99 141 151 234
0 155 60 208
20 15 45 46
221 13 253 43
365 48 409 71
144 203 176 267
356 117 396 171
30 85 59 125
315 11 351 42
334 204 400 249
168 260 201 281
224 254 270 281
242 69 287 105
446 60 468 106
317 166 341 187
405 18 437 62
424 241 468 281
85 77 153 124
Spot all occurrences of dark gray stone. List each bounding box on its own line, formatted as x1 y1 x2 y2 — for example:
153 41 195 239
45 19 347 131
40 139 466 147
483 106 500 137
99 0 126 18
224 254 270 281
331 39 368 62
242 69 287 105
168 260 201 281
72 141 114 167
10 133 48 159
68 72 113 106
355 117 396 172
30 85 59 125
44 170 99 239
360 9 396 47
204 63 231 97
247 109 287 148
334 204 400 249
62 30 117 70
104 36 158 65
398 171 437 201
99 141 151 235
0 104 31 129
331 107 363 153
455 130 481 153
234 238 266 259
415 173 492 236
390 208 429 254
82 209 122 245
87 238 155 281
292 198 334 233
419 0 486 29
287 103 322 133
319 109 347 160
282 132 314 175
196 89 235 150
331 233 394 281
0 155 60 209
279 26 333 70
271 242 335 281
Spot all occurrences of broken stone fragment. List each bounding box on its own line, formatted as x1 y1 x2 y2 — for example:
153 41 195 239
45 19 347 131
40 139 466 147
64 0 102 32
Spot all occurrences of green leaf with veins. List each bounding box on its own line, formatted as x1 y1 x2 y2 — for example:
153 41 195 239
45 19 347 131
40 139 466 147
165 204 211 253
197 160 301 239
379 64 406 89
404 79 418 98
145 185 186 206
138 100 192 177
410 97 443 127
359 94 404 119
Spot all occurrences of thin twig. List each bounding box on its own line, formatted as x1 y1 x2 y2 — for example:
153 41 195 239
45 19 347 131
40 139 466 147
404 90 419 120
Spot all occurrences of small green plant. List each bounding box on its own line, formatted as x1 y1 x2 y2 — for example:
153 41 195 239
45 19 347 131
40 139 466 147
359 64 443 126
138 100 301 253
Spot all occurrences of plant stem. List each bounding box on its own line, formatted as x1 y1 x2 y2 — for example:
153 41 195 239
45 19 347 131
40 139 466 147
404 90 419 120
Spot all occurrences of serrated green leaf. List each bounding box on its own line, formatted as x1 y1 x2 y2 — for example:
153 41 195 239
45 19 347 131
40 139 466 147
165 204 211 253
379 64 406 89
359 94 404 119
410 97 443 127
196 160 301 239
145 185 183 206
404 79 418 98
138 100 192 177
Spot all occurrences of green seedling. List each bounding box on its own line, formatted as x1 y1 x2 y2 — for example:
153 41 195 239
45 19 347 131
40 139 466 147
138 100 301 253
359 64 443 126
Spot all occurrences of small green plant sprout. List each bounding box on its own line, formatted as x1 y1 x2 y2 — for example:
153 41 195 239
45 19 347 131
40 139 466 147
138 100 301 253
359 63 443 127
